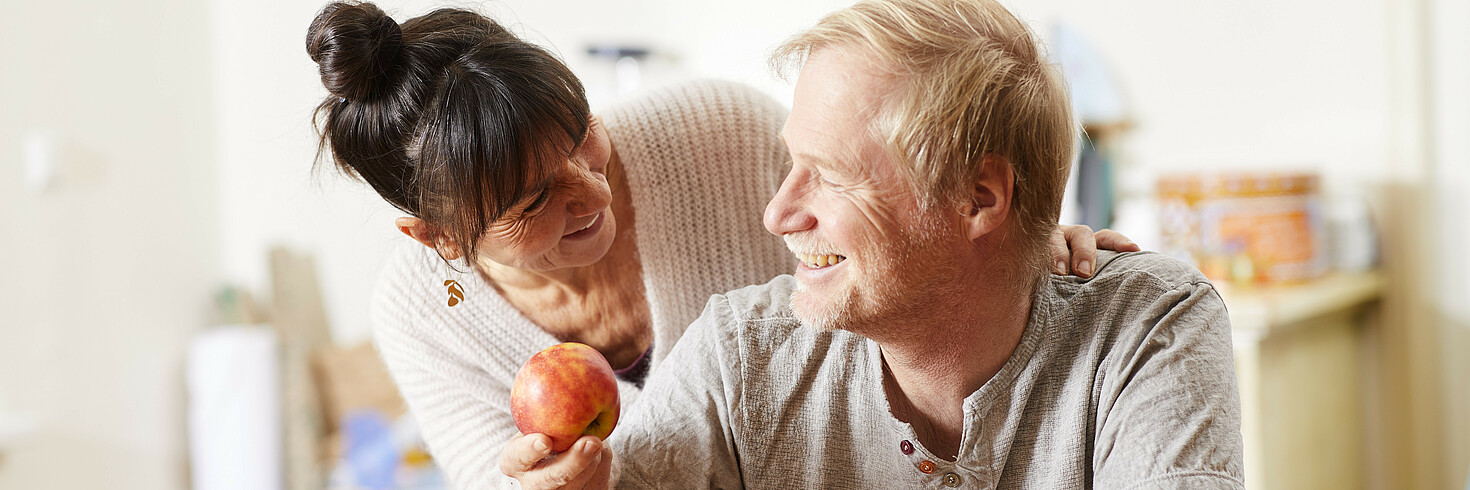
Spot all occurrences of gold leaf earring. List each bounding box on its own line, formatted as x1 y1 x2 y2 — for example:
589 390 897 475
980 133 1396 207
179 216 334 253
444 262 466 307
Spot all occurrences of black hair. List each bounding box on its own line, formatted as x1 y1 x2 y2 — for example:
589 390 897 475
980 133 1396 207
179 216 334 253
306 1 591 264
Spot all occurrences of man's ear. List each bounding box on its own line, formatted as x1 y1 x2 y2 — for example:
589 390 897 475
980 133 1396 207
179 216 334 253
959 154 1014 242
395 217 464 261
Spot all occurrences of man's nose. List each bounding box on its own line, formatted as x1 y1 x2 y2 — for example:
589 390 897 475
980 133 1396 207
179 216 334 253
764 169 816 236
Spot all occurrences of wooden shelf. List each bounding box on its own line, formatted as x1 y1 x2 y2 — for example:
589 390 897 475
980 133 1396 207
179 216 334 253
1217 270 1384 341
1224 269 1384 490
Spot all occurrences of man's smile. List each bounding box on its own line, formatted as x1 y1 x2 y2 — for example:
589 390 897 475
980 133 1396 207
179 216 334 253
793 252 847 269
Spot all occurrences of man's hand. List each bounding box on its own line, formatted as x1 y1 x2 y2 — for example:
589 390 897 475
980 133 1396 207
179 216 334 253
1050 225 1141 278
500 433 612 490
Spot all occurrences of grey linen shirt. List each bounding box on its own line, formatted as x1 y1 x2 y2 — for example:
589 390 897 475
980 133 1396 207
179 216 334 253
608 251 1245 489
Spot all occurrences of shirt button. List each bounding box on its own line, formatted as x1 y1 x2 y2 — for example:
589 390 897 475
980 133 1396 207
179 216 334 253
899 440 914 455
918 460 937 474
943 472 961 487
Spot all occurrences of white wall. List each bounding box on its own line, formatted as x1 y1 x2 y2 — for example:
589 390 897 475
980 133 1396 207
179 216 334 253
1429 0 1470 485
0 0 217 488
1014 0 1392 186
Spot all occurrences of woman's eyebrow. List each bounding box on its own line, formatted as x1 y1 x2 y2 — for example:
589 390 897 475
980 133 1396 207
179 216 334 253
520 168 556 203
533 173 555 194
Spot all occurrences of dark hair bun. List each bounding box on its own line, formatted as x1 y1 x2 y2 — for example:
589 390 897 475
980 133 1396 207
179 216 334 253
306 2 403 101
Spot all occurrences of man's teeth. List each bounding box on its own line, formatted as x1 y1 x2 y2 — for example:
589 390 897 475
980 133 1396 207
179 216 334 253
796 253 846 268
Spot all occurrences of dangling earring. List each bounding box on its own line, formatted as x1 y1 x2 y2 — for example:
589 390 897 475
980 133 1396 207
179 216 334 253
444 261 466 307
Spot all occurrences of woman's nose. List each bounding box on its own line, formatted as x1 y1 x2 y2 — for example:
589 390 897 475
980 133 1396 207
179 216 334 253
586 148 608 175
565 162 611 218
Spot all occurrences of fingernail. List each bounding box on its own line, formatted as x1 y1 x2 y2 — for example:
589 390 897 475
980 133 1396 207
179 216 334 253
1055 260 1067 272
1079 260 1092 276
582 440 600 455
533 438 548 453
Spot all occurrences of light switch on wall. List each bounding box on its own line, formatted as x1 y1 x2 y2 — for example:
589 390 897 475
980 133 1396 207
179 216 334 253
23 131 58 192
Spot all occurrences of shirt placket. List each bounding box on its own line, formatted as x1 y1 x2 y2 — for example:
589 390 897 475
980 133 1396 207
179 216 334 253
894 437 992 489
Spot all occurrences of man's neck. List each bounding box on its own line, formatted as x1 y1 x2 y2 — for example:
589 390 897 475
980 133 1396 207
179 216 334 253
873 258 1038 461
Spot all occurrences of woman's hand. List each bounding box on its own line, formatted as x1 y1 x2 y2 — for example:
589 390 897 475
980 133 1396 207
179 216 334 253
500 433 613 490
1050 225 1141 278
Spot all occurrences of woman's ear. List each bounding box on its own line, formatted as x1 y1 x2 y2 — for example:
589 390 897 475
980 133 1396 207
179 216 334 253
395 217 463 261
959 155 1014 242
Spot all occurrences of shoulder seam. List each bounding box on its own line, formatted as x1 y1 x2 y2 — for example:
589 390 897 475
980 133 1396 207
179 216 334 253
1092 254 1217 299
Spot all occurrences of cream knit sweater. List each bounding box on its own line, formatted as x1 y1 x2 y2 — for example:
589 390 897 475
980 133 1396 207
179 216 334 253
370 80 794 489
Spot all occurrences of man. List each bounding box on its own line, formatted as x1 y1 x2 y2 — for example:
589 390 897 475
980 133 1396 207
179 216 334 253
504 0 1243 487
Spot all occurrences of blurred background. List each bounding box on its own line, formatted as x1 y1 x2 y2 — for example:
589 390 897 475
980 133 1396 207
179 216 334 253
1 0 1467 488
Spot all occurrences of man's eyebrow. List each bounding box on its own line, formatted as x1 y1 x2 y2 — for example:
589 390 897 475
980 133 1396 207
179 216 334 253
792 151 851 176
791 150 828 166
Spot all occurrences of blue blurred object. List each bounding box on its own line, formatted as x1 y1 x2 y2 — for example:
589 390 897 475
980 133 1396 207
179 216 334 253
1076 138 1115 230
329 410 445 490
344 410 399 490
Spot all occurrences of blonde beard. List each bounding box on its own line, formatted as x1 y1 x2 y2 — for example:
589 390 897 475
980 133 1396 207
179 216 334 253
788 210 956 335
790 279 855 332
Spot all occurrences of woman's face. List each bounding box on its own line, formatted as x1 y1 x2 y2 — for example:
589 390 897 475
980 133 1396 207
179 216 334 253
473 116 617 272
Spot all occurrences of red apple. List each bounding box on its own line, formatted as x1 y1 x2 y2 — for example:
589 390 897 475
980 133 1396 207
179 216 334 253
510 342 621 452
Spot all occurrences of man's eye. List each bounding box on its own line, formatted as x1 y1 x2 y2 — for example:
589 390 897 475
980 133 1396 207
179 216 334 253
817 173 842 189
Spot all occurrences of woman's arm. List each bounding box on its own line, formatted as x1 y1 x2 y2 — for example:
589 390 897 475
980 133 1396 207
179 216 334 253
374 304 525 489
369 245 568 490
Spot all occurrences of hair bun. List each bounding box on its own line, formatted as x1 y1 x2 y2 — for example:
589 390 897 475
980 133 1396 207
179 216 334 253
306 1 403 101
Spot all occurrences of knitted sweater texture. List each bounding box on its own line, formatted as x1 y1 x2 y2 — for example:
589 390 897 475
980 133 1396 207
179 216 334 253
370 80 793 489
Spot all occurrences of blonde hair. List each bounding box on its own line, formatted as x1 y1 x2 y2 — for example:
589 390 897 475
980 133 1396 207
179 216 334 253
773 0 1075 270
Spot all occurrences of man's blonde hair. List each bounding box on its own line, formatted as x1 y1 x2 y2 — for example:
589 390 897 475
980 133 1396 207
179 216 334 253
773 0 1074 270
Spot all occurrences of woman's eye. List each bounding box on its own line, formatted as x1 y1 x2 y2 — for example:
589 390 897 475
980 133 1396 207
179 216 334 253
525 189 551 212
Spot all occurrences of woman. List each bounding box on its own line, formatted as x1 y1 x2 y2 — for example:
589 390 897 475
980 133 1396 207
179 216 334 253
306 2 1136 488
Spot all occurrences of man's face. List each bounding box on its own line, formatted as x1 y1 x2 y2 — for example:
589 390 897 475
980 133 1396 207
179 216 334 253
764 47 964 332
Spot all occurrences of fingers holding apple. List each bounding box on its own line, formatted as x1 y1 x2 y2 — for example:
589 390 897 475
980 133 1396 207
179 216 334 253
511 342 622 452
500 433 611 490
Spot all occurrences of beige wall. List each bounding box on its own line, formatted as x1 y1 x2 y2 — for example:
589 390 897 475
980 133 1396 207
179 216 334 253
0 0 216 488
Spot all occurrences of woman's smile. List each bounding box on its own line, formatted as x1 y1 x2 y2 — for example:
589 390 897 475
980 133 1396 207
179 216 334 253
562 210 606 240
